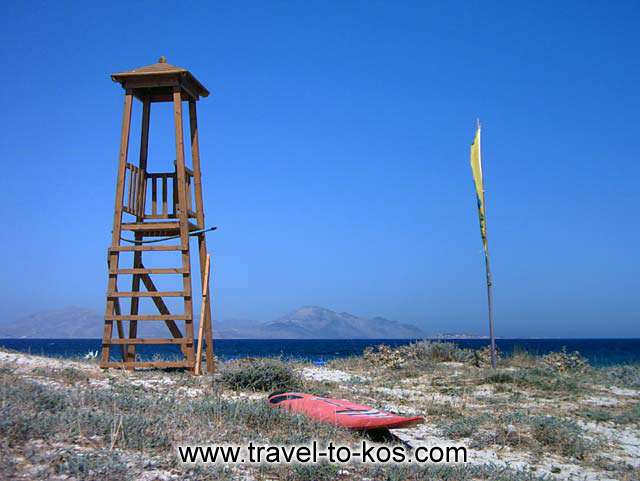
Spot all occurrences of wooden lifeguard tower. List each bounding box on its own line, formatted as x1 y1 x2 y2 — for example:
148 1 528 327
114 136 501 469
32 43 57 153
100 58 215 373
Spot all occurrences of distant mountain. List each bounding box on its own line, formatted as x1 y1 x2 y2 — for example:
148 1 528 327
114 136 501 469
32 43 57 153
215 318 264 339
0 307 103 338
254 306 425 339
1 305 425 339
0 307 172 339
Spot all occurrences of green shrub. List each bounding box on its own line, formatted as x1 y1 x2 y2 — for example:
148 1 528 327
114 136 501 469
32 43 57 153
530 416 593 459
219 358 303 392
362 341 475 369
601 365 640 388
439 414 490 439
370 464 548 481
59 367 90 384
472 345 502 367
0 380 68 443
485 372 514 384
542 348 590 373
274 462 340 481
407 341 474 363
523 368 582 392
614 403 640 425
504 347 538 368
580 408 615 423
54 449 129 481
582 403 640 425
483 367 582 393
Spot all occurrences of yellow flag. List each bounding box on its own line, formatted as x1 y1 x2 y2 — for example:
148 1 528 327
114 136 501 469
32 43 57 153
470 124 488 252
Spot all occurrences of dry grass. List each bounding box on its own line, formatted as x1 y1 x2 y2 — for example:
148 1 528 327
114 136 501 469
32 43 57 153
219 358 303 392
1 347 638 481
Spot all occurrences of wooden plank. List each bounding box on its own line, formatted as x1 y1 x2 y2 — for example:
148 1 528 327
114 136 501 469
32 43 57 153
173 86 195 370
105 338 192 345
121 222 180 231
125 164 130 209
138 167 145 215
172 172 178 216
151 177 157 216
189 100 215 373
194 254 211 375
143 92 193 103
162 176 168 216
134 165 140 211
132 166 139 214
112 268 185 275
146 173 174 180
102 361 193 369
113 297 126 361
109 244 185 252
138 172 147 217
108 291 186 298
134 166 146 218
145 213 177 220
122 75 180 89
102 91 133 367
127 164 134 210
128 229 143 365
106 314 191 321
179 79 199 101
147 172 173 179
180 76 205 101
131 166 139 212
186 175 193 211
136 99 151 218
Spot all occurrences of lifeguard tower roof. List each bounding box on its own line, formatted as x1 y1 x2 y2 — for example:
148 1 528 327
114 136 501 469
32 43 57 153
111 57 209 101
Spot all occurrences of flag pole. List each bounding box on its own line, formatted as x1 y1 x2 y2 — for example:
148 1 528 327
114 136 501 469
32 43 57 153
471 119 497 369
484 232 497 369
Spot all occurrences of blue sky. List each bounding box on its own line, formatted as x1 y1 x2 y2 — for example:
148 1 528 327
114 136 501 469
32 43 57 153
0 1 638 337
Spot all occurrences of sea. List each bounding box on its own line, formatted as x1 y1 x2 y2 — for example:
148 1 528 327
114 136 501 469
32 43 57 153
1 338 639 367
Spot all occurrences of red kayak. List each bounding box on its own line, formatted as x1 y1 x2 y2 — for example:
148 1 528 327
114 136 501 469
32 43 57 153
268 392 424 430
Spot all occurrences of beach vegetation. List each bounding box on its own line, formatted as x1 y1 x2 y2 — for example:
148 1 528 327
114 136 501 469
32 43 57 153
529 415 594 459
482 367 582 393
597 364 640 388
219 358 303 392
541 348 590 373
360 341 475 370
580 403 639 425
1 346 637 481
370 463 549 481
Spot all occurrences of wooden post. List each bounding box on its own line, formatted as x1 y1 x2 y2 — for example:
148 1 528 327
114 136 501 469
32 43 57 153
172 86 195 370
126 99 151 365
194 254 211 375
113 297 125 360
101 92 133 367
189 100 215 372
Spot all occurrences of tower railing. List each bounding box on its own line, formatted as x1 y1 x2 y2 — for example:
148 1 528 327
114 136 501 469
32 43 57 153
122 163 196 220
